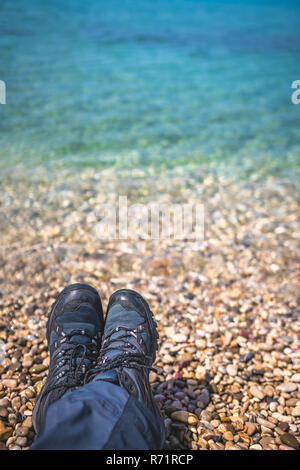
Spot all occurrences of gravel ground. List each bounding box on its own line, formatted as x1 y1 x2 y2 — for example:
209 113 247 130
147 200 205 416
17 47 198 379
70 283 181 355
0 168 299 450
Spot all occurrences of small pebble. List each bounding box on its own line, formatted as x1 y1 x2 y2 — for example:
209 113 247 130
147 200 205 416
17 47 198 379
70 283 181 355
276 383 297 393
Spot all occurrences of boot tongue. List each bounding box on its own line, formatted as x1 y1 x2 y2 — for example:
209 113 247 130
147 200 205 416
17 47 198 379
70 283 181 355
57 308 98 345
102 305 143 360
92 305 144 384
56 308 98 369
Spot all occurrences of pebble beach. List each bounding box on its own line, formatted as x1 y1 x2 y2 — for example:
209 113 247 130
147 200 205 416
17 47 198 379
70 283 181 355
0 167 299 450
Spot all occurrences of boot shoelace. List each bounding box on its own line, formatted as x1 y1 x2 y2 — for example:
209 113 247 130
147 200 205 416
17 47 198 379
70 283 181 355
85 325 156 383
44 328 99 396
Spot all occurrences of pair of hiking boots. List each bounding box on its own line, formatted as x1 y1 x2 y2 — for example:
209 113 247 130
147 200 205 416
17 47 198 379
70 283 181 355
32 283 164 444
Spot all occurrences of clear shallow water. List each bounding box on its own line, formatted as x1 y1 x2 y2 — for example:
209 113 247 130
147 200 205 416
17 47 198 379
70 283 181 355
0 0 300 179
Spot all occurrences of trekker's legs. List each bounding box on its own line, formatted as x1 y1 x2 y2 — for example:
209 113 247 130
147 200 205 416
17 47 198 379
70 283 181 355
30 379 163 449
31 286 165 450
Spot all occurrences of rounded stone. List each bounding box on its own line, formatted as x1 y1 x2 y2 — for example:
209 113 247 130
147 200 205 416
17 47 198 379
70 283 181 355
227 364 238 377
276 382 297 393
249 386 264 400
170 410 198 425
280 433 299 449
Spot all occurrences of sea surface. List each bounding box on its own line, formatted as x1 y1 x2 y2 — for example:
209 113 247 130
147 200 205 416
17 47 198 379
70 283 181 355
0 0 300 180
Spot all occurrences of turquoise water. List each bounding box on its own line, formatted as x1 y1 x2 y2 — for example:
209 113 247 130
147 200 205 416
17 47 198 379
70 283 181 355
0 0 300 178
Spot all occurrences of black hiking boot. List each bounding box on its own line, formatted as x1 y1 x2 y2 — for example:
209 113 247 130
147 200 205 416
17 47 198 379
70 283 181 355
32 283 104 434
86 289 165 448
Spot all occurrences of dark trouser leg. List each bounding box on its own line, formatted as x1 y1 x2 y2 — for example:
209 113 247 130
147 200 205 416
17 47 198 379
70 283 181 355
30 380 163 450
